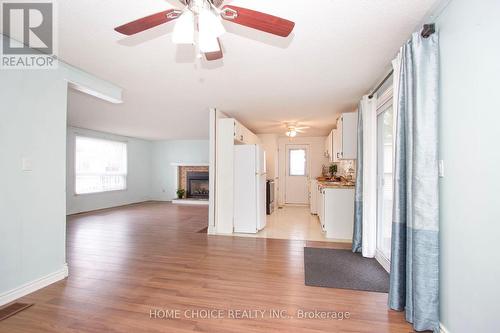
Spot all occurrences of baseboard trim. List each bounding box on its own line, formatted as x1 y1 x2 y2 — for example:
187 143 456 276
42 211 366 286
440 322 450 333
0 264 69 306
172 199 209 206
67 200 152 216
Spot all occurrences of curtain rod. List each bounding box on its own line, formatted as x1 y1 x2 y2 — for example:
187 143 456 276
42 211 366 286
368 23 435 99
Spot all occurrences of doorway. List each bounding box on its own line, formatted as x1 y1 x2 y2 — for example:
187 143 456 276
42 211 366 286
285 144 310 204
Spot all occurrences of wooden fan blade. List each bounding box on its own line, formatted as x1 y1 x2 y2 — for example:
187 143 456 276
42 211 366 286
115 9 180 36
205 38 223 61
221 5 295 37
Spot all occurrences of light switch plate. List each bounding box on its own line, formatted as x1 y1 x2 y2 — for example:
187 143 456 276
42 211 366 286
438 160 444 178
22 158 33 171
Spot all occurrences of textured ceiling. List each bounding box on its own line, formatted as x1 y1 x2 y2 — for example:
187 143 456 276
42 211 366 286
58 0 438 140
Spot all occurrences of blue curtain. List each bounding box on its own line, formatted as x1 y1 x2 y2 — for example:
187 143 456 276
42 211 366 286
389 32 440 332
352 101 363 253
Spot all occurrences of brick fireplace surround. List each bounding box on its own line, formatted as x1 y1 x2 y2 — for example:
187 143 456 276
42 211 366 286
178 166 209 192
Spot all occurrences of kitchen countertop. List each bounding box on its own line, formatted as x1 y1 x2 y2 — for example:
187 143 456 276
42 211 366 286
316 179 355 189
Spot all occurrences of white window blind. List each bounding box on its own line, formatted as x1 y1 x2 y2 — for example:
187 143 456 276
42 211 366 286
75 136 127 194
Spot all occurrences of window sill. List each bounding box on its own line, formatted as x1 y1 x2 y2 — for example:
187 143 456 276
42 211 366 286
74 188 128 196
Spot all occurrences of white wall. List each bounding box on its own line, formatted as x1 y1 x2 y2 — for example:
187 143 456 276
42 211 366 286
437 0 500 331
66 127 152 215
150 140 209 201
0 38 122 304
278 136 329 205
258 134 279 180
0 68 68 304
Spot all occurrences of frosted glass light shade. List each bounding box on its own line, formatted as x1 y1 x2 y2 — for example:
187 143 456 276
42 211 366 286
199 31 220 53
198 8 225 38
172 10 195 44
198 8 224 52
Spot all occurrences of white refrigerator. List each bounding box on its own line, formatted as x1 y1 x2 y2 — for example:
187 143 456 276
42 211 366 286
234 144 267 233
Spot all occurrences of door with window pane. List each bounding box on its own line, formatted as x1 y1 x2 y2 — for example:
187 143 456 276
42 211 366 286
376 103 394 261
285 144 309 204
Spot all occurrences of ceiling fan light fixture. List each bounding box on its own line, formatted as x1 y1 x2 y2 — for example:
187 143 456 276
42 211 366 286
198 7 225 52
286 130 297 138
172 10 195 44
199 34 220 53
199 7 225 38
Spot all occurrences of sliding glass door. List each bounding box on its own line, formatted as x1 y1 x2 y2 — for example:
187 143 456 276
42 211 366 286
376 100 394 261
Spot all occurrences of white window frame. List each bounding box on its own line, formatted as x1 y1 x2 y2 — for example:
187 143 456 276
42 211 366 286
74 135 128 195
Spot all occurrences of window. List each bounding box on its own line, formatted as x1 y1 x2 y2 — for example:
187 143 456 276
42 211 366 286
289 149 306 176
75 136 127 194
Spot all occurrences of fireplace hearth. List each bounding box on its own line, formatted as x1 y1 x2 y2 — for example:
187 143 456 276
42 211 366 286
186 172 209 199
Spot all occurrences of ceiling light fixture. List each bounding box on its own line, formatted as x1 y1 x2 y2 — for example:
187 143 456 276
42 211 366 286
171 0 225 53
114 0 295 61
198 8 225 52
286 130 297 138
172 10 195 44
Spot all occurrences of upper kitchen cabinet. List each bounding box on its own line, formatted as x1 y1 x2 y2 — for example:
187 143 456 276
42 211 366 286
325 112 357 162
324 130 333 160
233 119 260 145
334 112 357 160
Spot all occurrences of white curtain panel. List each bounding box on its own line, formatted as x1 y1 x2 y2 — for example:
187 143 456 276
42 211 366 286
361 95 377 258
392 53 402 142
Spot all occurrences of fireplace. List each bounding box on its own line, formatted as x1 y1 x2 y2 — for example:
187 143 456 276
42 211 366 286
186 172 209 199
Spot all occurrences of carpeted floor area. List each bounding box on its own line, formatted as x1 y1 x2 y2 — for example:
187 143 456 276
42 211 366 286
304 247 389 293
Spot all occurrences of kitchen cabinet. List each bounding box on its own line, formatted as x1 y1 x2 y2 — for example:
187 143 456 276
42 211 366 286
324 130 333 161
318 187 325 231
331 128 339 162
233 119 260 145
310 179 318 214
325 112 358 162
321 187 355 240
334 112 358 160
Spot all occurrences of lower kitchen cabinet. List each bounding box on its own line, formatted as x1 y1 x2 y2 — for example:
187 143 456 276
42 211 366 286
310 179 318 215
318 187 355 241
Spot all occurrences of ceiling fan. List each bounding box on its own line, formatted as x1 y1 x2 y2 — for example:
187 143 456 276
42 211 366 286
114 0 295 61
285 122 309 137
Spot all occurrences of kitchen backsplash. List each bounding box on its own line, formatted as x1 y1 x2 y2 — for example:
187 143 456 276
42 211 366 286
323 160 356 180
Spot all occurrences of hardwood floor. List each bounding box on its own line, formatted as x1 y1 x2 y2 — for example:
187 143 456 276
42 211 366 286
0 202 414 332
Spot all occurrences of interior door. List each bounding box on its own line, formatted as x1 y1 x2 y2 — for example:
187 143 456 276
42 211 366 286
285 144 309 204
